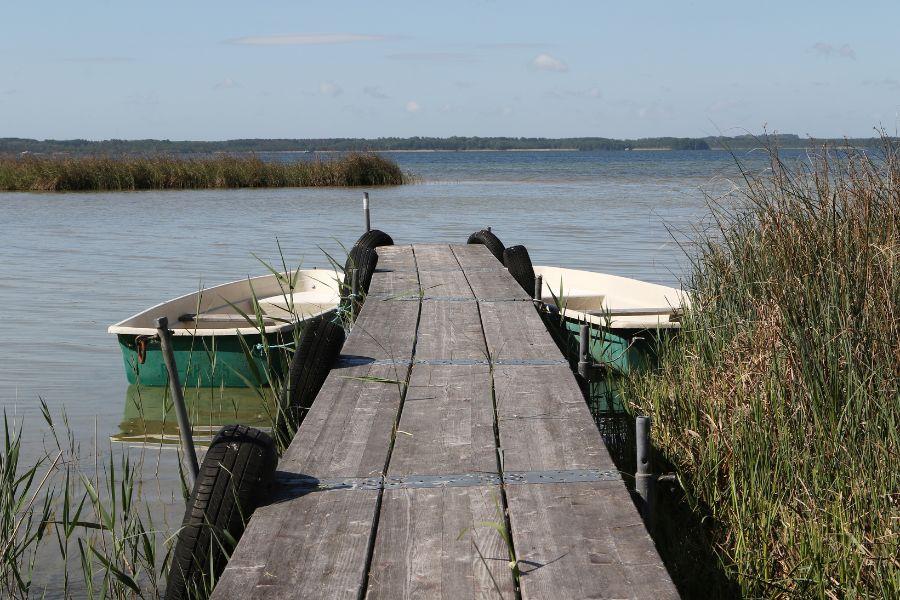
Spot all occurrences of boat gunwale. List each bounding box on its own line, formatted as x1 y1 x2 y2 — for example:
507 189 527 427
107 268 342 337
533 264 687 330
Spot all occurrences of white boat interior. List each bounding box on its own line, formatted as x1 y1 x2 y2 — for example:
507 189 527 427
533 266 688 329
108 269 342 337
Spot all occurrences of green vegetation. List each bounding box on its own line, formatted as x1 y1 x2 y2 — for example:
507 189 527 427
0 404 170 598
0 152 407 191
625 141 900 597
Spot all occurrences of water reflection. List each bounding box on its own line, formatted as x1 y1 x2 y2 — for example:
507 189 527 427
113 385 274 446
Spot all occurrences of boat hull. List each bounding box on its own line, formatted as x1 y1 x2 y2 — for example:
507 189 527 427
560 318 660 375
116 329 291 388
108 269 341 388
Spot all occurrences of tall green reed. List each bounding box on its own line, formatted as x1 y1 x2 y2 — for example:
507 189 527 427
625 137 900 597
0 400 172 598
0 152 407 191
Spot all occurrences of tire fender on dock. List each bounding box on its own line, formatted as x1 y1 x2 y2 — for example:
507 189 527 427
466 229 505 262
503 244 536 296
282 315 345 439
165 425 277 600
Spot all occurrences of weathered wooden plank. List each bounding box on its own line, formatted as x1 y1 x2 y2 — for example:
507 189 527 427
215 488 380 599
368 269 420 298
417 269 473 298
389 364 496 476
415 301 486 362
464 271 530 301
367 485 516 600
506 482 679 599
345 299 420 360
279 363 409 477
214 263 421 599
450 244 505 270
477 302 564 362
376 245 417 271
413 244 459 271
493 365 613 472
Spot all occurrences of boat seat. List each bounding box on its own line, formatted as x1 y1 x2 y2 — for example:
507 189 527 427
257 290 339 320
546 289 606 312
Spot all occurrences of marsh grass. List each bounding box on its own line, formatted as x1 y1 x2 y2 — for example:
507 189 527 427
625 138 900 597
0 401 171 598
0 152 407 191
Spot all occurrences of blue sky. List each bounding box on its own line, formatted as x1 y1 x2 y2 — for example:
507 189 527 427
1 1 898 140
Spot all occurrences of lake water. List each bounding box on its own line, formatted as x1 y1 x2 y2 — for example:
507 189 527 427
0 149 777 591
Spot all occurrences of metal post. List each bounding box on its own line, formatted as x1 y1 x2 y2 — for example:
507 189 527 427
577 323 591 380
350 267 359 322
363 192 371 233
534 274 543 302
155 316 200 487
635 415 654 526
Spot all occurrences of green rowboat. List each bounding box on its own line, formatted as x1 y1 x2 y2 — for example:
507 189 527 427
108 269 341 387
533 265 687 374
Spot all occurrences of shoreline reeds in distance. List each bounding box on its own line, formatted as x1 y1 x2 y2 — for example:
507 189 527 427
0 152 407 191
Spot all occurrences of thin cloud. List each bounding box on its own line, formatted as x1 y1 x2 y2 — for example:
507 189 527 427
863 78 900 90
363 85 389 99
213 78 241 90
228 33 392 46
480 106 514 117
123 92 159 106
531 53 568 72
387 52 476 63
405 100 421 113
706 99 747 114
811 42 856 60
319 81 342 97
546 87 603 99
573 87 602 98
62 57 135 63
479 42 549 49
634 102 674 120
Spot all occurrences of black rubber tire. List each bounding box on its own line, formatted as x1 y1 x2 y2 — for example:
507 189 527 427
353 229 393 250
343 244 378 297
503 245 536 296
165 425 277 600
283 315 345 436
466 229 505 263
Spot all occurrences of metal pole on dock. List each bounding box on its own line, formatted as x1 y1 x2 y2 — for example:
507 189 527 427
155 316 200 487
635 415 654 526
534 274 543 303
577 323 591 381
363 192 371 233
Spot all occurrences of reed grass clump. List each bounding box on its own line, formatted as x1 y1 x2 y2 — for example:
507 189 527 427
626 140 900 597
0 403 170 598
0 152 407 191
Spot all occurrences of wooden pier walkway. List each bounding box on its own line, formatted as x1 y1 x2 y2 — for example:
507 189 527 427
213 243 677 599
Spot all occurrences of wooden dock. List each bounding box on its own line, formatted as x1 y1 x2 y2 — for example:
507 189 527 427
212 243 677 599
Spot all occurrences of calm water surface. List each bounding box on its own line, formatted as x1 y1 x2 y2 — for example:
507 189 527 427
0 149 777 590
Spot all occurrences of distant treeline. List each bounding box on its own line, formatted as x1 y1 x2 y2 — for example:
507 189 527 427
0 134 894 154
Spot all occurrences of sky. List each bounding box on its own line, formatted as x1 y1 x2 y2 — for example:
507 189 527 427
1 0 899 140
